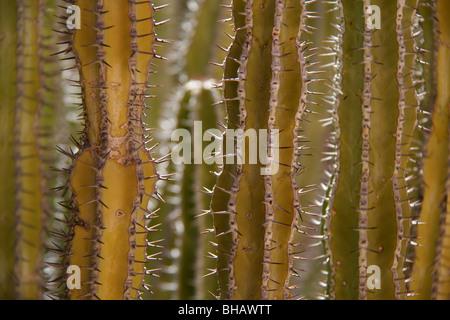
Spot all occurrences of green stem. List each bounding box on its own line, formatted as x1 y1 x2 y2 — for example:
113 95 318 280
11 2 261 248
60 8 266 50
0 0 18 300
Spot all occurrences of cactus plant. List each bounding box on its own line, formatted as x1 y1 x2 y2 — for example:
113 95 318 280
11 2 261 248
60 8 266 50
325 0 442 300
325 0 449 300
0 0 18 300
293 0 343 300
0 0 62 300
172 82 222 300
409 0 450 300
145 0 227 300
209 0 448 301
210 0 307 300
53 0 165 300
0 0 448 301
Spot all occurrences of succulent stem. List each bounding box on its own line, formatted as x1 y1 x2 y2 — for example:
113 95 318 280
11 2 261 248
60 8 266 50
62 0 160 300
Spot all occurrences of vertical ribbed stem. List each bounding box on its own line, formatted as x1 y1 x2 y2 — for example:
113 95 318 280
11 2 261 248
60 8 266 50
210 0 246 300
409 0 450 300
436 137 450 299
331 0 419 300
295 0 344 300
330 0 364 300
211 0 305 300
63 0 160 300
262 0 303 300
0 0 18 300
13 0 55 300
